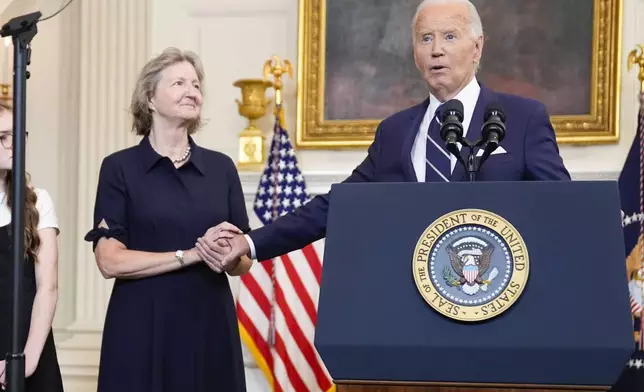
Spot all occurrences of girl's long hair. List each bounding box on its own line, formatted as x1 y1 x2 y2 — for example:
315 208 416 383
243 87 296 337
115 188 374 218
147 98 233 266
1 102 40 261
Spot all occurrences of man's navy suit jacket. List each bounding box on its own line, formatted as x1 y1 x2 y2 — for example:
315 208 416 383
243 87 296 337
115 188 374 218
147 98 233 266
248 84 571 261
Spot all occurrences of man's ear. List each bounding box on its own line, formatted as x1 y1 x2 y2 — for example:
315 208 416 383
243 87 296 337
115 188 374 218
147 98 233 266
473 35 484 65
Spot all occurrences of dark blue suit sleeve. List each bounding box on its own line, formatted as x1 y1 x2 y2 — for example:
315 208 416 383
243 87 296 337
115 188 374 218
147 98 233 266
523 103 571 181
249 126 383 261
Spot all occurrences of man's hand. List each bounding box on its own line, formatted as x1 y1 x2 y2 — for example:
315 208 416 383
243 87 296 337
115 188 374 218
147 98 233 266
221 234 251 272
195 222 242 273
202 222 242 243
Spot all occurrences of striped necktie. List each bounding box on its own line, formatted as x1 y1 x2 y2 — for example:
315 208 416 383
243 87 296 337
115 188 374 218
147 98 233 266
425 106 451 182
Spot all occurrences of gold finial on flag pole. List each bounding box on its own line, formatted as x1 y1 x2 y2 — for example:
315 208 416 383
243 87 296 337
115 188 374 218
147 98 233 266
263 56 293 115
627 44 644 93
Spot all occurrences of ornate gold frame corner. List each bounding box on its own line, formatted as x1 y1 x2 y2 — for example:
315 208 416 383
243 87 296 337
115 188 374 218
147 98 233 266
295 0 623 149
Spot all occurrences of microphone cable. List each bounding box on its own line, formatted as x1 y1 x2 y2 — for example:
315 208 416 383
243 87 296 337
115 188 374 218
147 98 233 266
39 0 76 22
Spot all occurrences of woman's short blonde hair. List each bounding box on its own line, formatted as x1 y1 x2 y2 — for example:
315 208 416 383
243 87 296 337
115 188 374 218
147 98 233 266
130 47 205 136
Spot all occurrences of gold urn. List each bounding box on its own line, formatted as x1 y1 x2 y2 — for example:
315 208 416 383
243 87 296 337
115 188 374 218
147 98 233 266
0 83 11 104
233 78 273 171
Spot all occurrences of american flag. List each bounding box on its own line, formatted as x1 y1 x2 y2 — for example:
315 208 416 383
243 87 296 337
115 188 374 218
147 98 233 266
613 91 644 391
236 106 335 392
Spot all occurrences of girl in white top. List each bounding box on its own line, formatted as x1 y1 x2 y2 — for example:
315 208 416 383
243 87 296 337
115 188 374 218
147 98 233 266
0 102 63 391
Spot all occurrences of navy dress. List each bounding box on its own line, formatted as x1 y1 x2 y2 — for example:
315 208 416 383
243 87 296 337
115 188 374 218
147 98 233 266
84 136 250 392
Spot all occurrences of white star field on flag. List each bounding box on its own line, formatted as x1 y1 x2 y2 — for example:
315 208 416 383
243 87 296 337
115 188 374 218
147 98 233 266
622 211 644 228
254 133 311 225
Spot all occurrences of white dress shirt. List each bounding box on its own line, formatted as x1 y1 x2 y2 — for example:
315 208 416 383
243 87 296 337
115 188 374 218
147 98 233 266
244 77 481 259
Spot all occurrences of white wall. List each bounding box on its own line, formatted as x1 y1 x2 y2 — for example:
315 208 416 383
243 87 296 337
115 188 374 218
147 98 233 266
0 0 640 391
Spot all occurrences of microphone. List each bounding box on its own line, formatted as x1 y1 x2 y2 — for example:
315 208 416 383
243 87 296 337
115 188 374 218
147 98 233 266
476 103 507 173
439 99 464 155
481 103 506 150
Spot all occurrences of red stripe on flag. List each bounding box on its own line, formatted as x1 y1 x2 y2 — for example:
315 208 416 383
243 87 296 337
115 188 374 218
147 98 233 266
259 257 274 275
280 253 318 325
240 273 272 319
237 306 273 373
276 283 333 391
302 244 323 283
274 331 308 392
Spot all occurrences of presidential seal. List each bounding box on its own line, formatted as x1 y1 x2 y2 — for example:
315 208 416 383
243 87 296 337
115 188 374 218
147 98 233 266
412 209 529 322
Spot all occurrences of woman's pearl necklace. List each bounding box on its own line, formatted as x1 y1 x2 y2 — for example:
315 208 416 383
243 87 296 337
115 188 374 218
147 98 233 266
149 138 191 164
172 145 191 164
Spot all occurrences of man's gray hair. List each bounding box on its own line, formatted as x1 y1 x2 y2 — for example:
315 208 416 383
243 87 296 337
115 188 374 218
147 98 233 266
411 0 484 38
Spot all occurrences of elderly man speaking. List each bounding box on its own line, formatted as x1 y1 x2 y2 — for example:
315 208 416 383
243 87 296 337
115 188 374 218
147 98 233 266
197 0 571 273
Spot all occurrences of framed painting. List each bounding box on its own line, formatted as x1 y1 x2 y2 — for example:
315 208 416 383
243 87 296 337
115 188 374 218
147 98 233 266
295 0 622 149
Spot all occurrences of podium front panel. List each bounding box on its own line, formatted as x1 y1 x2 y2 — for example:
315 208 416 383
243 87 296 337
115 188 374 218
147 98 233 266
315 181 633 387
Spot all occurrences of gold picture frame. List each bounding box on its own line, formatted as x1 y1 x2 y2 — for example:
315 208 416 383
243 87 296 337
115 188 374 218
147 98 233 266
295 0 623 149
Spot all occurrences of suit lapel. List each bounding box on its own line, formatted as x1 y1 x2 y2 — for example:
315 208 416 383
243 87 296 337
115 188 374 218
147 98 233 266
401 98 430 182
451 84 493 181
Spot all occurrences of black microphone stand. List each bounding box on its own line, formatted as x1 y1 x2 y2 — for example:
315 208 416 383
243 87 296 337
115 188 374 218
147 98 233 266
449 134 500 182
447 139 479 182
0 11 41 392
465 144 478 182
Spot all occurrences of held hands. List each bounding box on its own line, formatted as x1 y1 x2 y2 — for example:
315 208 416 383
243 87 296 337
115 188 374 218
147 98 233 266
195 222 251 275
221 235 252 275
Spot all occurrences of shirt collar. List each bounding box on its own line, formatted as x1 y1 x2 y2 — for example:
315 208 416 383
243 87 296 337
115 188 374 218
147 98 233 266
138 135 205 175
428 76 481 120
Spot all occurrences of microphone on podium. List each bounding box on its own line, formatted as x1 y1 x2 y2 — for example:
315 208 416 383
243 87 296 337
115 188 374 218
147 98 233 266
438 99 466 168
437 100 508 182
439 99 464 153
478 103 507 166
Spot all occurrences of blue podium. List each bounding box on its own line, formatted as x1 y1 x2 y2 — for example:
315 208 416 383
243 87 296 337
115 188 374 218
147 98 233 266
315 181 635 392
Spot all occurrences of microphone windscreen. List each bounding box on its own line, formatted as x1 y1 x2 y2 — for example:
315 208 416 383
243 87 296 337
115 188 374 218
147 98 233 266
441 99 464 122
484 102 506 122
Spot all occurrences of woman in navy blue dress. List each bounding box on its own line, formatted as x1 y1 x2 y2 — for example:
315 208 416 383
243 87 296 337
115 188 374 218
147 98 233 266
84 47 251 392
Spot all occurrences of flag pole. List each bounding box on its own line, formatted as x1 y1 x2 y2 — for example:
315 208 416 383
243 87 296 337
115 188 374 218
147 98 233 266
262 56 293 347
